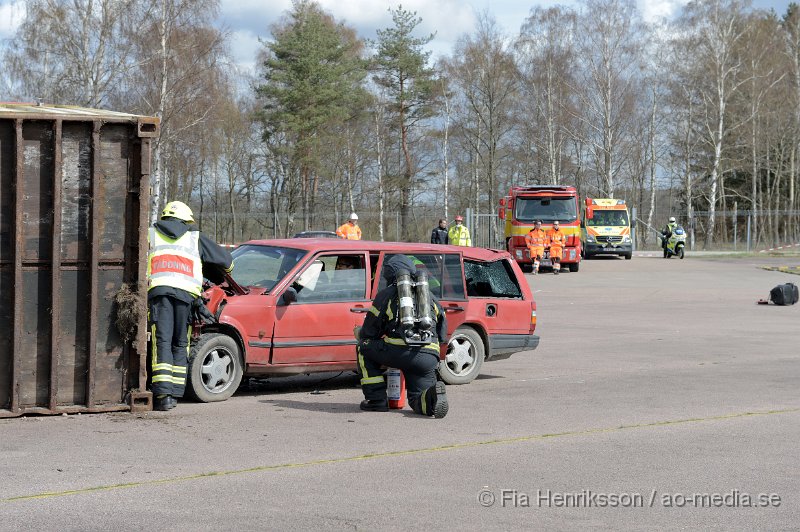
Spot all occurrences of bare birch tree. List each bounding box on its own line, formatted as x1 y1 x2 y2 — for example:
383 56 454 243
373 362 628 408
516 6 577 186
675 0 752 248
573 0 644 197
3 0 141 107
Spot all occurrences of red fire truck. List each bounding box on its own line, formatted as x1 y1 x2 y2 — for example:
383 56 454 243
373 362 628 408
498 185 582 272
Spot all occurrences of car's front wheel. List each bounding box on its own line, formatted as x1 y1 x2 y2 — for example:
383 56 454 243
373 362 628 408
439 327 484 385
187 333 243 402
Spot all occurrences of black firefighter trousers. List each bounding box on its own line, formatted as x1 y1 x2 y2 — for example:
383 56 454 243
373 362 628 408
358 338 440 415
149 294 191 398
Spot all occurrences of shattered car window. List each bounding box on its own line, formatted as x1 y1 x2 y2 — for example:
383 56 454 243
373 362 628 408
464 259 522 298
230 245 306 291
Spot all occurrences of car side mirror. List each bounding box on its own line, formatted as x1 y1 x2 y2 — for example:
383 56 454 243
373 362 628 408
280 287 297 306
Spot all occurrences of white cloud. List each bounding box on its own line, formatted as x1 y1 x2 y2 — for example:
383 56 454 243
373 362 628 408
637 0 689 23
218 0 477 62
227 29 261 75
0 0 25 39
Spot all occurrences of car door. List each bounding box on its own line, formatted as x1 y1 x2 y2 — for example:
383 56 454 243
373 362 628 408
462 258 531 335
271 252 370 364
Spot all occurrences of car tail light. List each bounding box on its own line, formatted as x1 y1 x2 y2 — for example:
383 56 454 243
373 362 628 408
530 309 537 330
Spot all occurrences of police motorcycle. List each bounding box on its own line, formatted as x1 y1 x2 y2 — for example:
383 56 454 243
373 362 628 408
662 226 687 259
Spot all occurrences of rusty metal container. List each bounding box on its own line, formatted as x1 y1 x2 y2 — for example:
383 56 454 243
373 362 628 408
0 104 158 416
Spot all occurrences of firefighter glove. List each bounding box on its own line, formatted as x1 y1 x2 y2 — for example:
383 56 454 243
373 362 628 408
192 297 216 325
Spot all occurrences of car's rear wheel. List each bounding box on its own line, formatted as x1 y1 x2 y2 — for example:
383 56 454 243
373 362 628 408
187 333 243 402
439 327 484 385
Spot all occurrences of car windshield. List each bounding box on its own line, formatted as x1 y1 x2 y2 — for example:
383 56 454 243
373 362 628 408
230 244 306 291
587 210 629 227
515 197 577 223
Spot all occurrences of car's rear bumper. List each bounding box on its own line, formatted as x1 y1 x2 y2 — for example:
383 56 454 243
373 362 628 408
487 334 540 361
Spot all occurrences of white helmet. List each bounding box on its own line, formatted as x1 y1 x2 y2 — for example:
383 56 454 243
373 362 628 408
349 212 358 221
668 216 676 223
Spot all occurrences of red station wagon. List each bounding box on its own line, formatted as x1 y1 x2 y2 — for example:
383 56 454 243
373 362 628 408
186 239 540 402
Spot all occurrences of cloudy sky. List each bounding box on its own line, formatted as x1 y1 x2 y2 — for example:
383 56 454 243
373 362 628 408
217 0 789 72
0 0 791 74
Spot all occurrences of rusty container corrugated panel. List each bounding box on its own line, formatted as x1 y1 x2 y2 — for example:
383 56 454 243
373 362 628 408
0 104 158 417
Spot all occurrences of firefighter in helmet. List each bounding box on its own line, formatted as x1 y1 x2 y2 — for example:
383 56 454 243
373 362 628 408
356 255 449 418
448 215 472 246
336 213 362 240
146 200 233 411
547 220 567 275
525 220 548 274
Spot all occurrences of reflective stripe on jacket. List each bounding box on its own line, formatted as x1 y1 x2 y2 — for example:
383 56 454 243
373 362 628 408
547 229 566 247
525 228 548 248
337 223 362 240
448 225 472 246
147 227 203 297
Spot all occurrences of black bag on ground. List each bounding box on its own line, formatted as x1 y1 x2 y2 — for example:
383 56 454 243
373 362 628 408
769 283 799 306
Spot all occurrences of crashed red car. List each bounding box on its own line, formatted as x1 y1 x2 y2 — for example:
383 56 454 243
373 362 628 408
186 239 539 402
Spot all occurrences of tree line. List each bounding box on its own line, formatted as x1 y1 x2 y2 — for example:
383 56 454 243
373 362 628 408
2 0 799 248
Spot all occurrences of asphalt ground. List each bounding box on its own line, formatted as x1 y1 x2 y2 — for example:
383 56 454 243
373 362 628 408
1 252 798 530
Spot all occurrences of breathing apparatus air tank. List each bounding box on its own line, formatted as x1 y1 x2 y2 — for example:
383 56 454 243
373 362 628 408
394 267 435 345
395 269 416 341
414 269 434 343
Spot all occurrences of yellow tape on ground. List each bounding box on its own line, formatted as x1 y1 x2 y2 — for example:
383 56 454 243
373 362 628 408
761 266 800 275
3 407 798 503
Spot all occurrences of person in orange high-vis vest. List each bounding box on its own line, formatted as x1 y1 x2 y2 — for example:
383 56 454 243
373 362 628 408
525 220 548 275
337 212 362 240
547 220 567 275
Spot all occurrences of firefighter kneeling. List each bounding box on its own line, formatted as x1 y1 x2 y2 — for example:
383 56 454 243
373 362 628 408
356 255 449 418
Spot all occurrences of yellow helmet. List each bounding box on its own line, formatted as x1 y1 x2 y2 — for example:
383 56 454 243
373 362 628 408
161 200 194 222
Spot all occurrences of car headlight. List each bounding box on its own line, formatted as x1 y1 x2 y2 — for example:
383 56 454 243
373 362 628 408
623 235 631 243
586 235 595 243
515 249 523 259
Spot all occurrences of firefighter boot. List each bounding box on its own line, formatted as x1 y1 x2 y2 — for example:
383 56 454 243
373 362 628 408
423 381 449 419
154 394 175 411
360 399 389 412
